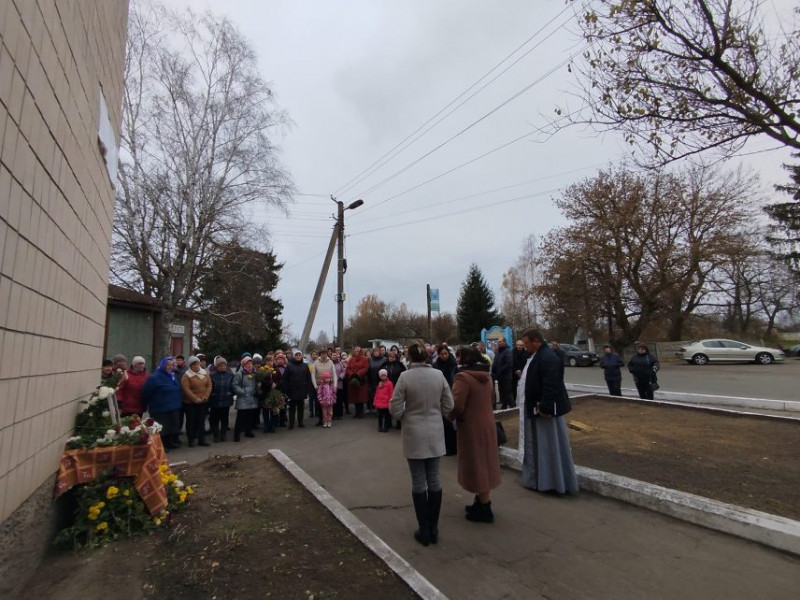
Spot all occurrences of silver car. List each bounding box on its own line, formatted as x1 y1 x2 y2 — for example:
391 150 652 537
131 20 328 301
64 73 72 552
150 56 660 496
677 339 786 365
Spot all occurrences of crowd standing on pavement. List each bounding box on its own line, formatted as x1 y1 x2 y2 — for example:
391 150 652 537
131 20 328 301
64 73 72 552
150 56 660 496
101 333 586 546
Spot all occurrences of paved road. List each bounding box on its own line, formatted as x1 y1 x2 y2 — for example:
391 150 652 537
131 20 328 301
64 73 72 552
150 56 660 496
565 357 800 401
171 415 800 600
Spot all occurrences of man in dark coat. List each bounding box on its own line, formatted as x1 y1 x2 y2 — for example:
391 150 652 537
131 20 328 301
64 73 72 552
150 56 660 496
280 351 313 428
599 344 624 396
491 337 514 409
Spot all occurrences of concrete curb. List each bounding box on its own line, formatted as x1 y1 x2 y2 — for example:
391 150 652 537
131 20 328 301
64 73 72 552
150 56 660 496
269 449 450 600
499 447 800 556
566 383 800 413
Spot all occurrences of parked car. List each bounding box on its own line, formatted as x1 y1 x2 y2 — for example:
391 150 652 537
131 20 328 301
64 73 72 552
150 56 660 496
789 344 800 357
677 339 786 365
556 343 599 367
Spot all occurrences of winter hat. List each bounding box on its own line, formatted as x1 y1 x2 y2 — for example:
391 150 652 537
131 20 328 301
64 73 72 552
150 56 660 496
196 353 206 361
379 369 388 377
241 352 252 360
322 371 332 381
240 356 253 365
187 356 200 367
132 356 145 366
214 356 227 366
253 353 263 362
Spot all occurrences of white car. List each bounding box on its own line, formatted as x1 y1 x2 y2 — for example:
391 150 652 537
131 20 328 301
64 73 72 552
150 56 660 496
677 339 786 365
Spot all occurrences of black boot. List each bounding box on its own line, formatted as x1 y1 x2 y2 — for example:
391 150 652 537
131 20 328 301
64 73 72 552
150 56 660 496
427 489 442 544
412 492 430 546
465 494 480 514
465 500 494 523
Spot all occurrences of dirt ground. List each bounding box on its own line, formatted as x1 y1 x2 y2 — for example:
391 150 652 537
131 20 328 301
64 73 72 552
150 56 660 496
24 456 419 600
498 395 800 521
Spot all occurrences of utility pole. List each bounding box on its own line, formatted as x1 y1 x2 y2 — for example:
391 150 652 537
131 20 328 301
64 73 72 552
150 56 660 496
298 196 363 352
426 283 432 342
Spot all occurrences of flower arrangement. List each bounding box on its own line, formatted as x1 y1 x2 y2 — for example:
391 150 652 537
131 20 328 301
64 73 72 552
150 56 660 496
54 466 193 549
68 387 162 450
256 366 285 413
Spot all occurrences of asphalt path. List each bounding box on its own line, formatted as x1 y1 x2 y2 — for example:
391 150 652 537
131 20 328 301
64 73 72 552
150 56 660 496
564 357 800 402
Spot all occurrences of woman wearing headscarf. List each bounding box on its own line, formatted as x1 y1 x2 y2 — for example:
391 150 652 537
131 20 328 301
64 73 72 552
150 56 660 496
141 357 183 450
116 355 148 417
389 341 454 547
448 346 502 523
345 346 369 418
628 342 660 400
181 356 212 447
233 355 259 441
433 345 459 454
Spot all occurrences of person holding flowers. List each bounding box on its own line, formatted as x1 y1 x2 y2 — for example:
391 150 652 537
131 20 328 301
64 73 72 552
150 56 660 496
256 355 283 433
233 355 259 441
181 356 212 447
142 357 183 450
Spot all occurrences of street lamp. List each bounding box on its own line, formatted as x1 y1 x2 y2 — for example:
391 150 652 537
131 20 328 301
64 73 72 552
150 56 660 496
297 196 364 352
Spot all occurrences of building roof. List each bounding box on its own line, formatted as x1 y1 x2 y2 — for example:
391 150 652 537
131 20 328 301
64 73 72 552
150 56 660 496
107 284 197 316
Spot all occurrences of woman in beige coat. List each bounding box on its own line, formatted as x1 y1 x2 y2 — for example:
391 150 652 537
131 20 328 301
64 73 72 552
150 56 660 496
390 341 454 547
181 355 212 447
449 346 501 523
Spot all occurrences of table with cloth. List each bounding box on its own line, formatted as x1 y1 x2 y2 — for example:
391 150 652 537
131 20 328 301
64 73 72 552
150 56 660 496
54 435 170 515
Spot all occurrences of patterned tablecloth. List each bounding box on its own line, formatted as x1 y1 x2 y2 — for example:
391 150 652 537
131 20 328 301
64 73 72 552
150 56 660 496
55 435 170 515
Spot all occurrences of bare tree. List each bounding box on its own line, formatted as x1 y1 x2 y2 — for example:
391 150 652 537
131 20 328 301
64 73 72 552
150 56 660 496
500 234 540 334
574 0 800 165
536 164 755 347
113 2 293 355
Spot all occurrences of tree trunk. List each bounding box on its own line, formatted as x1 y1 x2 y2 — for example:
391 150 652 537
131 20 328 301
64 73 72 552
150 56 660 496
158 305 175 359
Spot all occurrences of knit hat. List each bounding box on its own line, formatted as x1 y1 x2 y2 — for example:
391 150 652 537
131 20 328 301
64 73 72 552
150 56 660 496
241 352 252 359
253 353 263 362
132 356 145 365
214 356 227 366
322 371 332 381
187 356 200 366
240 356 253 365
379 369 388 377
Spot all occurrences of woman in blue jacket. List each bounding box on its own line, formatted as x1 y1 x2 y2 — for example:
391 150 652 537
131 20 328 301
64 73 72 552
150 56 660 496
142 356 183 450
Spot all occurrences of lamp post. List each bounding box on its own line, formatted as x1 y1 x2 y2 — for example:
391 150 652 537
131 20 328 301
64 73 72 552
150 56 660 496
335 197 363 348
297 196 363 352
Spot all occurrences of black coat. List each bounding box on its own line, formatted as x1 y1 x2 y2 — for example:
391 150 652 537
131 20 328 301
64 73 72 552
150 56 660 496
491 344 513 382
384 360 406 385
524 343 571 418
627 352 659 385
209 369 235 408
599 352 624 381
512 347 529 379
281 359 313 402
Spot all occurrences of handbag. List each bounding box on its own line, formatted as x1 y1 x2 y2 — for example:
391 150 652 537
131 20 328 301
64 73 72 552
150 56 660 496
495 421 507 446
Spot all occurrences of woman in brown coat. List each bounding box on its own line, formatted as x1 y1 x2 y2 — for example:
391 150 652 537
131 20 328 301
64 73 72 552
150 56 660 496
344 346 369 418
181 355 212 447
448 346 501 523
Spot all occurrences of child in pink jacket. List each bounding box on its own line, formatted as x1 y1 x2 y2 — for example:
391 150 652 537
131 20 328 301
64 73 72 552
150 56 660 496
317 371 337 428
373 369 394 433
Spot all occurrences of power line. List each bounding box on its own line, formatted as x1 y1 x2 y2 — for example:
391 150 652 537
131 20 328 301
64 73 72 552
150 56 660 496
351 187 564 238
351 162 605 226
332 4 576 198
348 45 589 209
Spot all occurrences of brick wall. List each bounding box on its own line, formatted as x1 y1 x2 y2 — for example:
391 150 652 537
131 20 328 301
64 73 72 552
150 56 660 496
0 0 129 523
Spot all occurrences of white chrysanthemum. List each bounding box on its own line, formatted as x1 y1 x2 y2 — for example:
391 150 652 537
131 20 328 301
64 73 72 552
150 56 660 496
102 410 110 418
174 480 184 488
97 387 115 400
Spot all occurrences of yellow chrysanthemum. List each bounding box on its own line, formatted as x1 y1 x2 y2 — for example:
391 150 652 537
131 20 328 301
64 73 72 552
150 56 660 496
87 512 99 521
106 486 119 499
153 517 161 526
122 489 130 497
186 486 194 495
158 464 169 473
179 492 187 503
95 522 108 532
97 501 106 509
125 499 133 506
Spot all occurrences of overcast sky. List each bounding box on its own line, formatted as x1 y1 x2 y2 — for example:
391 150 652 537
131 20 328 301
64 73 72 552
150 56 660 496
171 0 796 343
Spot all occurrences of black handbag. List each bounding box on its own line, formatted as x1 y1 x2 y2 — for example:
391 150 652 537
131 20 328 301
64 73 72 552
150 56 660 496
495 421 507 446
650 381 660 391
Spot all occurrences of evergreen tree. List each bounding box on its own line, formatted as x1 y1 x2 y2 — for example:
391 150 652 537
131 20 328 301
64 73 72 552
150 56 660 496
765 155 800 276
197 243 284 357
456 264 501 343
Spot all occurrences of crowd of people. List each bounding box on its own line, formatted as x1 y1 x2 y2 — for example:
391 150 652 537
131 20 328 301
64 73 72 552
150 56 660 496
100 333 619 545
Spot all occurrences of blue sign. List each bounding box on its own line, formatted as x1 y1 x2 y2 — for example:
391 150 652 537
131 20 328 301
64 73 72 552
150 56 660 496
429 288 440 312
